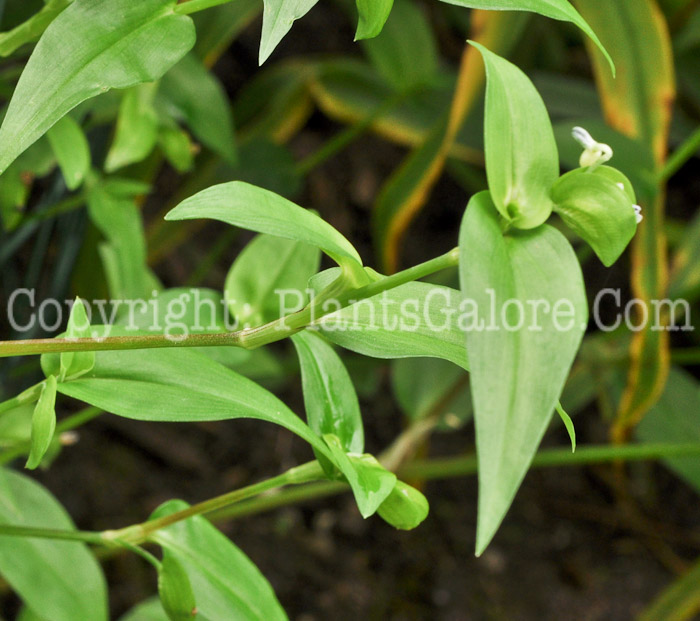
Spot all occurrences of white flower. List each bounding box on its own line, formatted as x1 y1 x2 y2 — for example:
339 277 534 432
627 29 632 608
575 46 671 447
616 183 643 223
633 204 643 223
572 126 613 170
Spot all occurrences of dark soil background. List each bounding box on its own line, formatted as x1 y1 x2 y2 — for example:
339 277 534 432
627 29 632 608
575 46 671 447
2 2 700 620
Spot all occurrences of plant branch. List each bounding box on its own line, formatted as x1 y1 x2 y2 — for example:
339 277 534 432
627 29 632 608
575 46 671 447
102 460 325 545
3 442 700 546
0 247 460 358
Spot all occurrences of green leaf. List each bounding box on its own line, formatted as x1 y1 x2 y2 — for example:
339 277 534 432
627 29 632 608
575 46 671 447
158 53 236 163
150 499 287 620
292 330 364 476
555 401 576 452
550 166 638 266
165 181 362 267
59 297 95 382
158 126 194 174
25 375 57 470
360 0 437 91
259 0 320 65
322 434 397 518
355 0 394 40
377 480 429 530
459 191 587 555
105 84 160 173
0 0 71 57
46 115 90 190
636 368 700 495
471 42 559 229
158 552 197 621
86 184 160 300
0 468 108 620
225 233 321 327
41 331 333 461
311 281 469 370
0 0 195 173
442 0 614 74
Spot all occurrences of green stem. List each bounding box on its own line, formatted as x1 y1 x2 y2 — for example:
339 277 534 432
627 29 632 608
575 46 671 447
295 92 406 176
104 460 325 545
659 125 700 182
4 443 700 546
0 248 460 358
173 0 234 15
399 442 700 480
212 442 700 521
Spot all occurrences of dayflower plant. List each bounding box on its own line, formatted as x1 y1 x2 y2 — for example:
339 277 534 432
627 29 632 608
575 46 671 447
0 0 692 618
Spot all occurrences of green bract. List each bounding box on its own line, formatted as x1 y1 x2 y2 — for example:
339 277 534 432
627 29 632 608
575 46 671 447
551 166 638 266
377 480 429 530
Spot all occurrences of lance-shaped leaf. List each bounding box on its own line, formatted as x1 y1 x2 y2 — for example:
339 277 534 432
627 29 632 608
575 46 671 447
550 166 638 267
40 331 333 462
157 53 237 163
59 297 95 382
442 0 614 73
150 500 286 620
459 191 587 555
41 330 381 517
312 281 469 370
0 0 195 173
259 0 320 65
86 185 159 300
292 330 364 472
0 468 108 620
166 181 362 267
46 115 90 190
471 42 559 229
25 375 57 470
355 0 394 40
105 83 160 172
